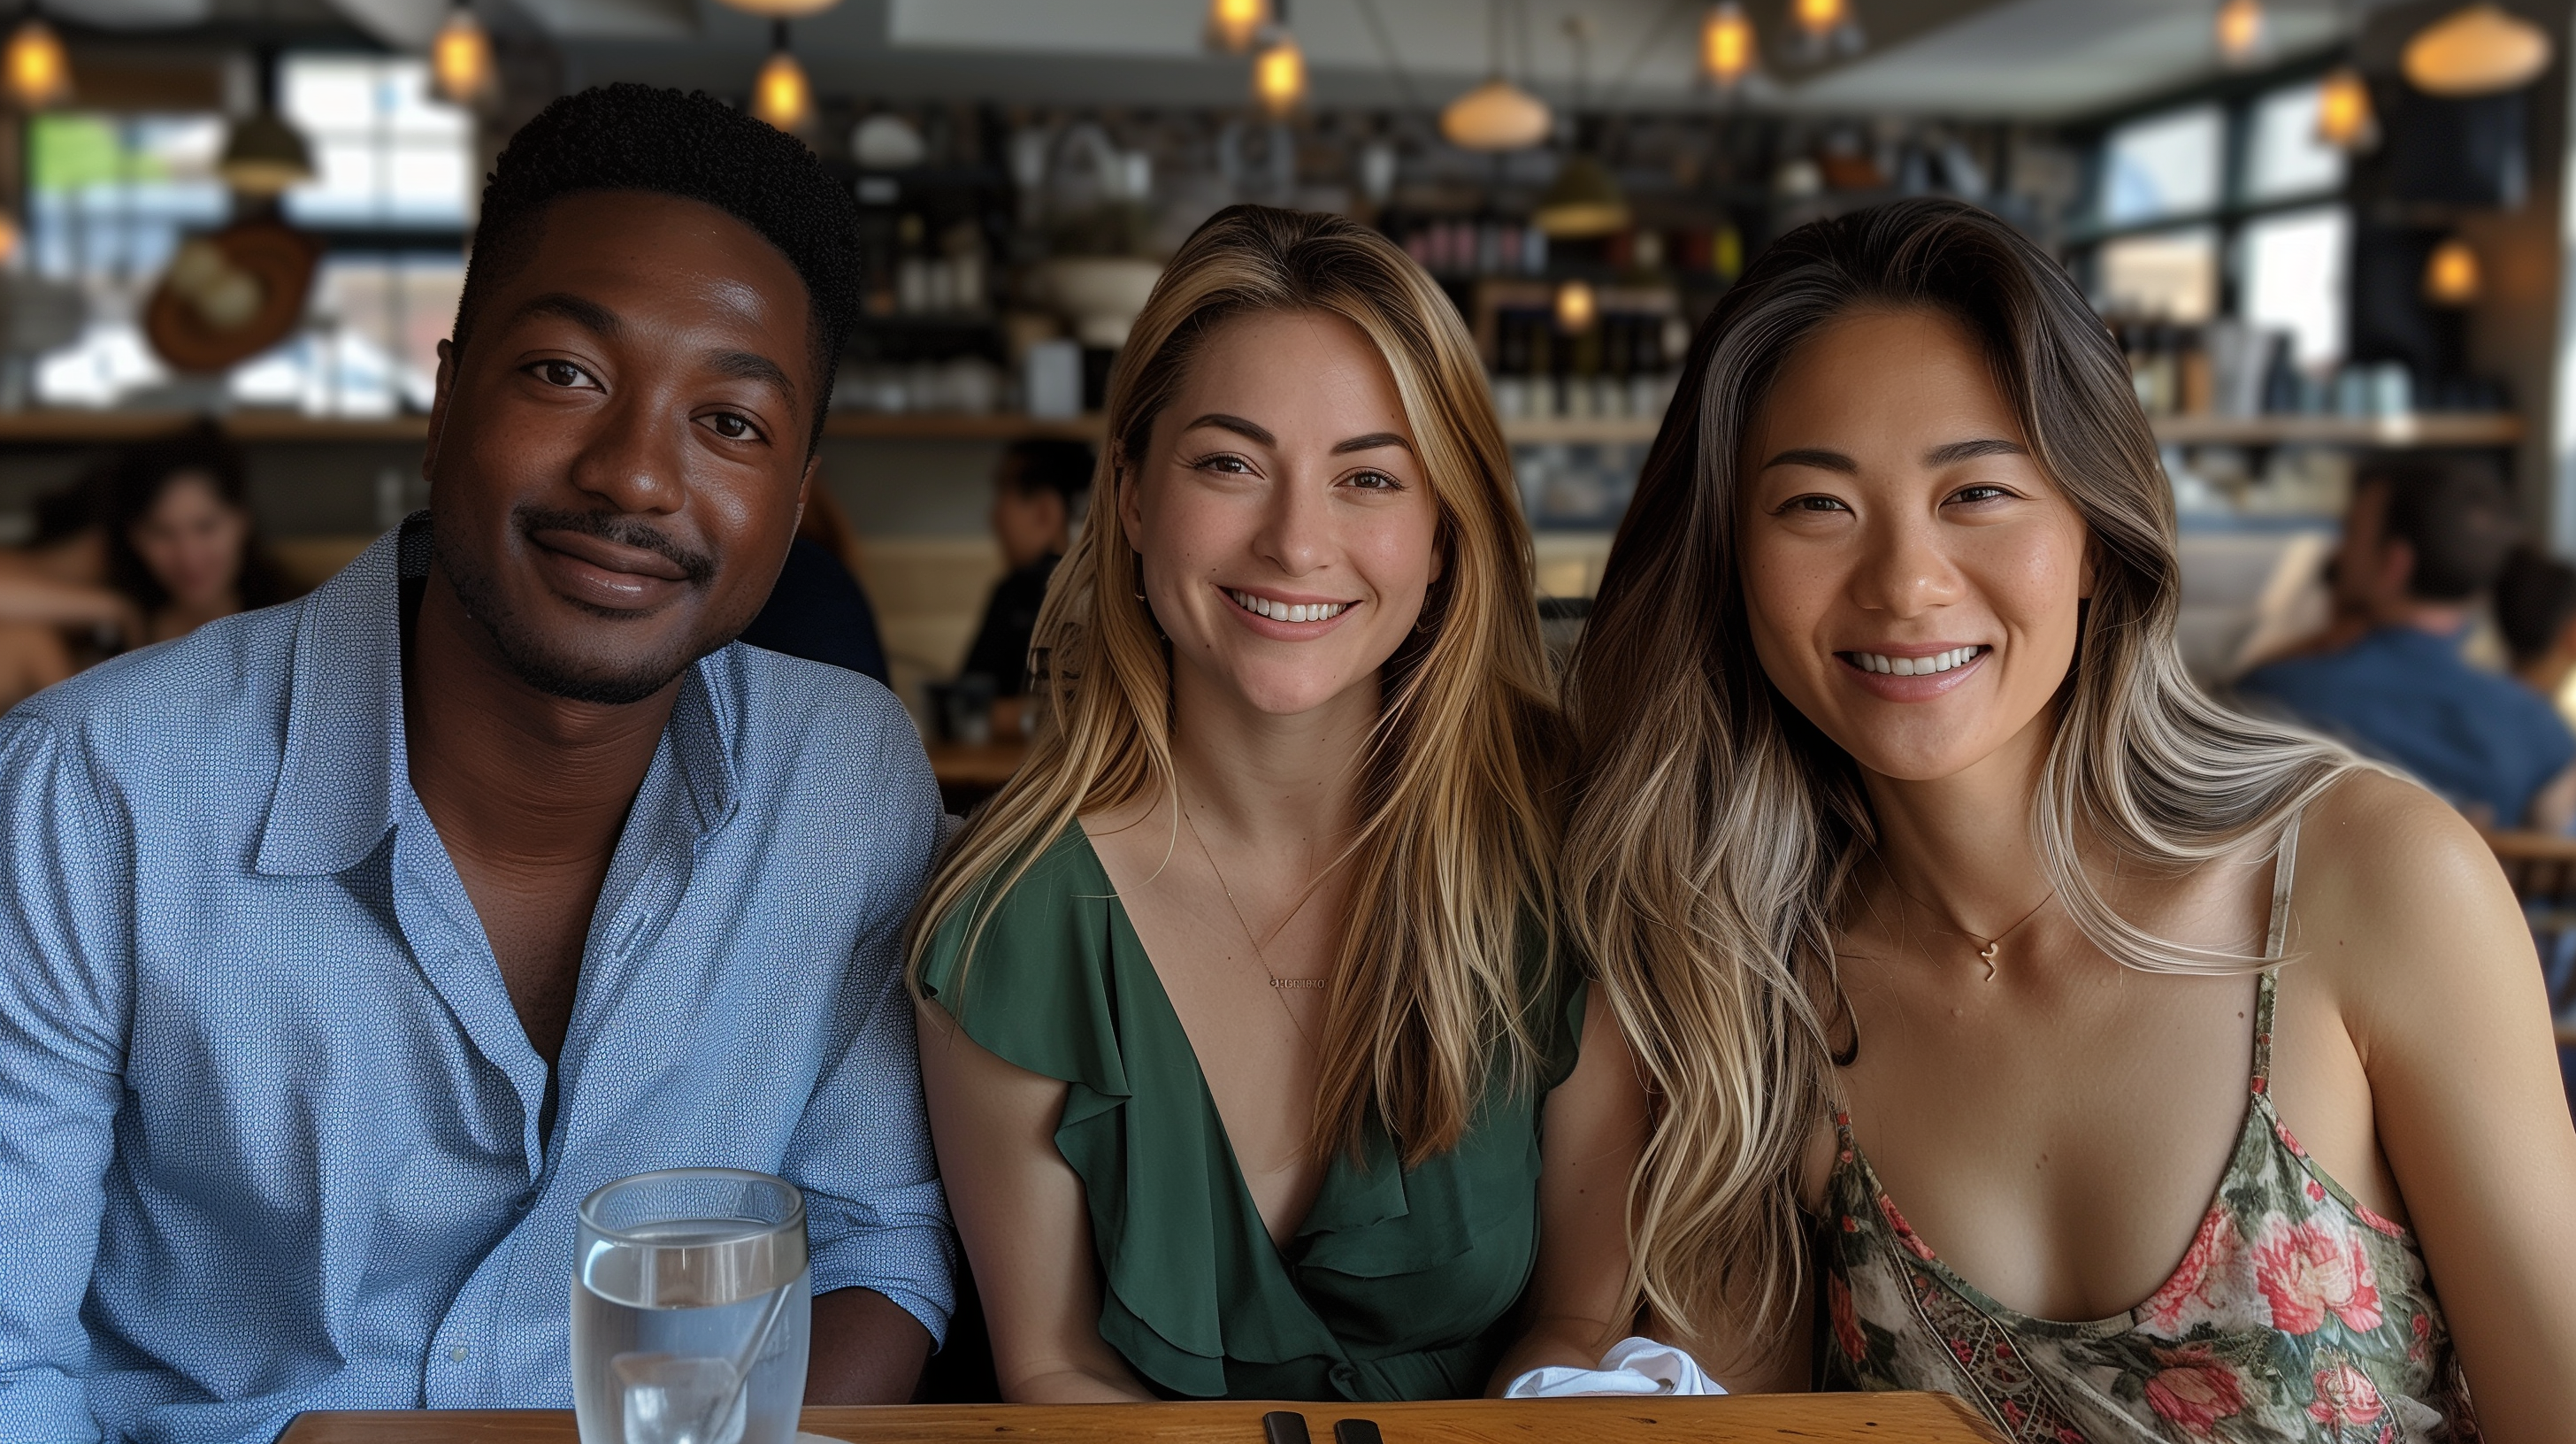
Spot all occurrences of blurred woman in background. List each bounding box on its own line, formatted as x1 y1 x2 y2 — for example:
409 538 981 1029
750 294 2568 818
1568 198 2573 1430
103 425 295 645
909 205 1644 1402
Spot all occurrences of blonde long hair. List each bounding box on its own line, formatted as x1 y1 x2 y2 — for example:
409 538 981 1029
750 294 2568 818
1563 199 2364 1346
909 204 1561 1165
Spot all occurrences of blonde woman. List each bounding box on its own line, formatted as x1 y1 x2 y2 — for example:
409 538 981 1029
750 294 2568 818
1568 198 2576 1432
910 206 1644 1402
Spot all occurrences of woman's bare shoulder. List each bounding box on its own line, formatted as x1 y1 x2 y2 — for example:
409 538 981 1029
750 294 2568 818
2289 769 2526 995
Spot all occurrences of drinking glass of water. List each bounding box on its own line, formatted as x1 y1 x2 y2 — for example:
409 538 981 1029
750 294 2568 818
573 1169 811 1444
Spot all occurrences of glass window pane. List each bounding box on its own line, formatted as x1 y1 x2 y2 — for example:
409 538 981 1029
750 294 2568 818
2245 81 2345 201
2242 205 2350 369
385 143 469 223
380 59 468 140
2102 105 2224 226
282 57 378 134
289 138 384 223
2098 227 2218 324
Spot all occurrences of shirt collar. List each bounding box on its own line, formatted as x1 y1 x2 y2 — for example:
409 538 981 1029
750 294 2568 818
255 513 744 878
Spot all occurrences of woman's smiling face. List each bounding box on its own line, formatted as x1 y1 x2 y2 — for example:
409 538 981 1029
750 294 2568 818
1736 306 2093 783
1121 307 1443 719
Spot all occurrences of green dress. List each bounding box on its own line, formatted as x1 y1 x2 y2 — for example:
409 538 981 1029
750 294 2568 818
916 825 1584 1402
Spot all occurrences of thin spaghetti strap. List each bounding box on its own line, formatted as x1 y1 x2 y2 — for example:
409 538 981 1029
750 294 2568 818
2250 810 2302 1094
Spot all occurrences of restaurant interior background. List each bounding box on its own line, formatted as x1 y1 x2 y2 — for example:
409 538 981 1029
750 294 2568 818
0 0 2563 731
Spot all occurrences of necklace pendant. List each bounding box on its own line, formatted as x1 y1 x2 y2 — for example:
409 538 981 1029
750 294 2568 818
1270 978 1328 990
1978 941 2000 980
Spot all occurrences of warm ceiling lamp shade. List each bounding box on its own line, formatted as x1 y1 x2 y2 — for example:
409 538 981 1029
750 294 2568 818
2425 238 2481 304
1207 0 1267 54
1253 33 1305 116
1701 3 1753 88
218 110 315 196
2216 0 2267 65
1441 78 1549 151
1534 154 1629 238
2315 66 2377 150
432 6 495 107
4 16 69 110
2404 4 2552 96
713 0 840 16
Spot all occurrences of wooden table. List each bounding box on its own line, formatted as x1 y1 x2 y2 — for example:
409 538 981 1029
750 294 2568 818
279 1397 2003 1444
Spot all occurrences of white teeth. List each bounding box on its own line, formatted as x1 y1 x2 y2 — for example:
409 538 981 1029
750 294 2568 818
1230 590 1346 624
1851 647 1980 675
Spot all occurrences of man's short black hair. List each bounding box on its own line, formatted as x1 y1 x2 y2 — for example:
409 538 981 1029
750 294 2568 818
2496 545 2576 667
1000 438 1097 508
453 84 859 455
2363 453 2519 602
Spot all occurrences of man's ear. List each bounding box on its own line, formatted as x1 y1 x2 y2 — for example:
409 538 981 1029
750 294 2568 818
2381 538 2419 601
420 337 457 498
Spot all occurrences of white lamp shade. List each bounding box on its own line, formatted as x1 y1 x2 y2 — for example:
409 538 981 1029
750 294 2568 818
2404 4 2553 96
1440 78 1550 152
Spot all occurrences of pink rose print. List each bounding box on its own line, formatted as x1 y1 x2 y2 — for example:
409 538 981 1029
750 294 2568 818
2142 1206 2239 1336
1828 1272 1867 1363
1878 1194 1936 1262
2253 1215 2382 1334
2306 1180 2327 1203
2274 1122 2308 1157
2354 1202 2407 1239
2143 1345 2246 1439
2307 1359 2387 1427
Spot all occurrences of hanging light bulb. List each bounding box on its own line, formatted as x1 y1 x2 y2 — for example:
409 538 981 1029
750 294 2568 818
2216 0 2267 66
2315 66 2377 150
1789 0 1863 60
1441 79 1550 151
218 50 313 196
4 14 69 110
1253 30 1305 116
2425 238 2481 304
0 211 20 266
432 4 495 107
751 21 811 132
1553 279 1597 334
1535 155 1629 238
1701 3 1753 88
710 0 840 14
2404 4 2553 96
1207 0 1267 54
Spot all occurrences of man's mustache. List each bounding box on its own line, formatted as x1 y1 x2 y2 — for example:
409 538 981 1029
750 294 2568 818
514 506 717 586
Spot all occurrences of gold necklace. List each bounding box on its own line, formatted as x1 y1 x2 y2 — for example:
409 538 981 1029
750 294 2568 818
1881 862 2058 982
1178 802 1328 1042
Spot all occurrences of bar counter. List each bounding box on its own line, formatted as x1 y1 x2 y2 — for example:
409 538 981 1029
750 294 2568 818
277 1396 2005 1444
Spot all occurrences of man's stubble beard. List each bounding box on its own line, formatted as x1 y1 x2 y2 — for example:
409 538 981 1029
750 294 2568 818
432 509 728 707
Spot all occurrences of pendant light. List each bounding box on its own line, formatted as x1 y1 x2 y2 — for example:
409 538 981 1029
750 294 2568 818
4 12 68 110
1552 278 1596 334
2216 0 2268 66
751 21 812 132
432 2 495 108
2425 238 2481 304
2315 66 2377 150
218 50 313 196
1791 0 1863 59
2404 4 2552 96
712 0 838 14
1253 30 1305 116
1535 154 1629 238
1700 2 1753 89
1207 0 1267 54
1442 0 1550 151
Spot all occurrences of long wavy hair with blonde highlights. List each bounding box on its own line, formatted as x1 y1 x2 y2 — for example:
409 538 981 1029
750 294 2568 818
1563 198 2365 1349
908 204 1562 1166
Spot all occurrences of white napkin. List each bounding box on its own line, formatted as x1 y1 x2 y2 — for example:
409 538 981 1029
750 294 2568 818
1501 1336 1726 1398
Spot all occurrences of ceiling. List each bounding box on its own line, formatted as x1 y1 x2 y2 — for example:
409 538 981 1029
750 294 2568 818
64 0 2386 119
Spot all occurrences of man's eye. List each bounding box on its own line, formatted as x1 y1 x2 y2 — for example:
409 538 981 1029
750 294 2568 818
535 360 589 388
708 412 755 440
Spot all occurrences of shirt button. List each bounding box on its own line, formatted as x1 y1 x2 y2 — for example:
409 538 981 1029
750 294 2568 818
449 1346 471 1363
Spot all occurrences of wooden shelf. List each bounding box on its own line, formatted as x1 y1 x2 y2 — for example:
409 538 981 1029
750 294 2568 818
2150 412 2521 447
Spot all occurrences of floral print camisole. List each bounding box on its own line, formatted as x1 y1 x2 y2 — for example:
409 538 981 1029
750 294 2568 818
1815 817 2478 1441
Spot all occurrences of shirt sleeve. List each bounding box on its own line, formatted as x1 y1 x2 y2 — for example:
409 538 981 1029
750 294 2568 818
0 715 134 1443
777 769 954 1346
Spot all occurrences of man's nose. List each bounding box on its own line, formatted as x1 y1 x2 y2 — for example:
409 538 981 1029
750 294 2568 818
567 389 687 514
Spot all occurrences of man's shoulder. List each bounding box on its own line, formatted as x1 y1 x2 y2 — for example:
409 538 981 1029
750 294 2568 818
705 642 933 800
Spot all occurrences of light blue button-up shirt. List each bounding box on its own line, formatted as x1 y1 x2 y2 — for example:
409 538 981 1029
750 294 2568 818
0 521 952 1444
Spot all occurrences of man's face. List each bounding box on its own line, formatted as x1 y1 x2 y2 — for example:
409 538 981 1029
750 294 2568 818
422 189 818 704
2328 479 2406 617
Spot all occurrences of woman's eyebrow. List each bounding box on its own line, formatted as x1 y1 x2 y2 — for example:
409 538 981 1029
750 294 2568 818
1761 447 1857 473
1924 437 2028 465
1331 432 1412 455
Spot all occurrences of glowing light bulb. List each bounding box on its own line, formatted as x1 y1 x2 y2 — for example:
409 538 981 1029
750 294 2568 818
2404 3 2553 96
2316 66 2375 150
1792 0 1846 36
752 40 810 132
2425 238 2481 304
0 211 20 266
4 17 70 110
433 6 494 107
2217 0 2267 65
1701 3 1753 88
1553 279 1597 334
1253 33 1305 117
1207 0 1267 54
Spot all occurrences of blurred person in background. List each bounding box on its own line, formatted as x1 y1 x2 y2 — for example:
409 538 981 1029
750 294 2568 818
2495 543 2576 707
957 437 1092 735
103 425 298 647
738 480 892 684
0 476 135 708
2236 456 2576 832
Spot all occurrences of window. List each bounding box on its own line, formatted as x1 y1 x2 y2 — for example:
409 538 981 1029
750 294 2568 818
280 56 472 227
2242 206 2350 367
2099 227 2219 324
26 112 229 407
2101 105 2223 226
2242 81 2345 201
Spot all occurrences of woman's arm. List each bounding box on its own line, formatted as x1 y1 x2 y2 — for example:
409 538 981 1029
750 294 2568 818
1486 983 1651 1391
2304 775 2576 1439
0 573 135 635
915 1001 1158 1403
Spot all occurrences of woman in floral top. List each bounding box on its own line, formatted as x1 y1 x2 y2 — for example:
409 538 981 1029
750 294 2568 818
1562 197 2575 1435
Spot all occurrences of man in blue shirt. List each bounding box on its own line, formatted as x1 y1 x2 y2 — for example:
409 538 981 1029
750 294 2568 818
0 88 951 1442
2239 455 2576 830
